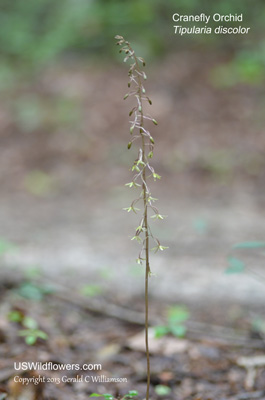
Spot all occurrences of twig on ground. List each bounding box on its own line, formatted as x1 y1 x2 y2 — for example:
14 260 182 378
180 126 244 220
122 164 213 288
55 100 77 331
235 390 265 400
44 279 265 349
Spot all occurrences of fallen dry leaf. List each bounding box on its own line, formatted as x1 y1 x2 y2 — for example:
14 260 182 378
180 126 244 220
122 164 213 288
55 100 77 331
127 328 189 355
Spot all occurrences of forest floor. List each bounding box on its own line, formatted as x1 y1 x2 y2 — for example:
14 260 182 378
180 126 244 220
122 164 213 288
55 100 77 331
0 50 265 398
0 272 265 400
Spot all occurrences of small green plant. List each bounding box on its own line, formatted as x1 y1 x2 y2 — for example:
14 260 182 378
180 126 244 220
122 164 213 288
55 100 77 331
89 390 139 400
226 241 265 280
226 241 265 339
115 35 167 400
16 281 54 301
8 312 48 346
154 385 172 396
0 238 16 257
251 316 265 338
154 305 190 339
24 170 55 197
80 284 102 297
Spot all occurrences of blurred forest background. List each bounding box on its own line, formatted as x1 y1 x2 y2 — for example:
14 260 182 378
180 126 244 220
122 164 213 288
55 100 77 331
0 0 265 304
1 3 265 398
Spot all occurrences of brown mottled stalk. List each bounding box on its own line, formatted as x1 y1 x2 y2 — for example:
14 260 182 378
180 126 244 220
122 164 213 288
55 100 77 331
115 35 167 400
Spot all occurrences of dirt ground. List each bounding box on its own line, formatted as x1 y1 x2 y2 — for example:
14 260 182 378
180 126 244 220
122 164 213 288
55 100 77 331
0 273 265 400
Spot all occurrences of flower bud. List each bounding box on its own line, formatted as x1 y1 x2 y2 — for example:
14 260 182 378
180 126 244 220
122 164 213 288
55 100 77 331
148 151 153 158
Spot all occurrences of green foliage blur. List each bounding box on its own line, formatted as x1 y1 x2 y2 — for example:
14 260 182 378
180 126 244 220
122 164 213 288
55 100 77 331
0 0 264 84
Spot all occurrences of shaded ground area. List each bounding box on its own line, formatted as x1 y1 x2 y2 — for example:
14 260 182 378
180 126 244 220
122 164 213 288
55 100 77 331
0 273 265 400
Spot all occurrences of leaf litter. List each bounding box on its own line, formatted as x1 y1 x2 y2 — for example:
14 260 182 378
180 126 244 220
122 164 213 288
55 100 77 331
0 274 264 400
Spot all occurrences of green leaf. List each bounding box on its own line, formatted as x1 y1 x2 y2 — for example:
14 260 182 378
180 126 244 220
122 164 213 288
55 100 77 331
89 394 103 398
22 317 38 330
25 335 37 346
155 385 171 396
192 218 208 234
168 306 190 323
24 266 42 279
127 390 138 397
170 324 187 338
103 394 114 400
17 282 44 301
80 284 102 297
233 241 265 249
18 329 31 337
8 311 23 323
24 170 55 197
251 317 265 334
153 325 169 338
36 330 48 340
0 238 16 256
226 257 245 274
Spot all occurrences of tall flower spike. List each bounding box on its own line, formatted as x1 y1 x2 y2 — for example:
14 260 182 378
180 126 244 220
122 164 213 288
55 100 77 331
115 35 168 400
